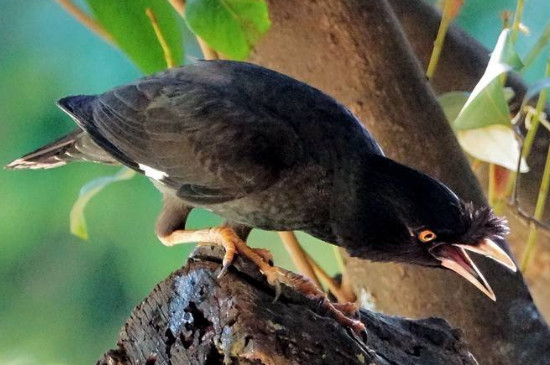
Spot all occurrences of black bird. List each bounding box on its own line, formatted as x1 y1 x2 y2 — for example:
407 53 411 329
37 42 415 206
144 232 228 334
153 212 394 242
7 60 516 330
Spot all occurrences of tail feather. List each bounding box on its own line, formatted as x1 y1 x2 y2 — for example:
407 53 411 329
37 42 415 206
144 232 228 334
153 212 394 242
5 130 117 170
6 130 81 169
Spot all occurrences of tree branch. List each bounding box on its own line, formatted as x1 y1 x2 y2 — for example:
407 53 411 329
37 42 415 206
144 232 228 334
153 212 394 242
96 246 476 365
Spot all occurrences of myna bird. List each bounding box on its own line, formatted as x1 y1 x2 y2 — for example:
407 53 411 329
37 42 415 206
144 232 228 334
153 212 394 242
7 60 517 332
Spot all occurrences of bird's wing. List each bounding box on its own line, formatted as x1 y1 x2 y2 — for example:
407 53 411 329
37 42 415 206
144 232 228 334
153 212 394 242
59 65 304 204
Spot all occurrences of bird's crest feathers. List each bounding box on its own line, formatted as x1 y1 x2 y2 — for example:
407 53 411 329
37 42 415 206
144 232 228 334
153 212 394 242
458 203 509 244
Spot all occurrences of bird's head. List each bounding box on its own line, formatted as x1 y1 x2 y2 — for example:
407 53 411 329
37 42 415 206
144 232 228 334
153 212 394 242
356 156 517 300
405 202 515 301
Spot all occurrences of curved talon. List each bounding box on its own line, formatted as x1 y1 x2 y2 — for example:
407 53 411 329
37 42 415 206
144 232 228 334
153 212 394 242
272 280 282 303
217 263 231 279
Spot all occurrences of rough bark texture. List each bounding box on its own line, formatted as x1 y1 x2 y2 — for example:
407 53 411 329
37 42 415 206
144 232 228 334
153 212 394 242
97 246 477 365
389 0 550 318
247 0 550 364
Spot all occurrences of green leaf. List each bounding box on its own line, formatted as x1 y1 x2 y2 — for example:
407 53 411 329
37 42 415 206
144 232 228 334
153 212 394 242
438 92 470 123
87 0 184 74
438 89 515 125
457 125 529 172
185 0 271 60
490 29 523 71
70 168 137 240
454 29 523 130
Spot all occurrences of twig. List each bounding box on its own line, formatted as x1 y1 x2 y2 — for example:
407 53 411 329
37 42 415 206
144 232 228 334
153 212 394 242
507 56 550 260
332 246 356 302
520 58 550 270
196 37 221 60
426 0 463 79
523 61 550 159
307 255 355 303
145 8 175 68
523 20 550 70
166 0 220 60
511 0 526 43
54 0 115 45
520 142 550 270
501 10 512 29
278 231 322 289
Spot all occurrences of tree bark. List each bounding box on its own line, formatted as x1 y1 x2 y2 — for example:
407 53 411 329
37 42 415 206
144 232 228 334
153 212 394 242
389 0 550 318
97 246 477 365
248 0 550 364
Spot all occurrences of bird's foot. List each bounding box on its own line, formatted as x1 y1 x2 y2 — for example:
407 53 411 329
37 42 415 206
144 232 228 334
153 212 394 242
200 226 276 279
208 227 365 334
163 226 364 334
264 266 365 335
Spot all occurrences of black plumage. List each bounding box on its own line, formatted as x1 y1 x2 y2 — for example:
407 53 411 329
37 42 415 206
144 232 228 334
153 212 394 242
7 60 515 305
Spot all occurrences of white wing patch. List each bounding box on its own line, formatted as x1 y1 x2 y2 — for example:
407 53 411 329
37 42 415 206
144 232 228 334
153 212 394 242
139 163 168 181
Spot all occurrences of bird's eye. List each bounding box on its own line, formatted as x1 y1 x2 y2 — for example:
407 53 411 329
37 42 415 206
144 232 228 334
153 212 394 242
418 230 437 243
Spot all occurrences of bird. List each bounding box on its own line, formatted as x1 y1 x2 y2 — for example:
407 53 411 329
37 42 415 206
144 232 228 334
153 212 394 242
6 60 516 333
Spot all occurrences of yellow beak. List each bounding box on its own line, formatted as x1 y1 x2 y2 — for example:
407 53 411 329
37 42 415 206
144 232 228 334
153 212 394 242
430 238 517 301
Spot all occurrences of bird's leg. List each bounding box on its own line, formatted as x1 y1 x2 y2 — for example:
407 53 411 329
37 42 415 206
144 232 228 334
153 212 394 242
156 203 364 334
279 268 365 334
221 222 273 264
159 226 277 278
161 226 365 334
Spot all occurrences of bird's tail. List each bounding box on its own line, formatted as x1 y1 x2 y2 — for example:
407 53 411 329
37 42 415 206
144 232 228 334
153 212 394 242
5 129 117 170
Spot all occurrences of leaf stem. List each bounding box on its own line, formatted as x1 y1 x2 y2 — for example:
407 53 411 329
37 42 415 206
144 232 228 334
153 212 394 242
54 0 115 45
520 57 550 271
523 20 550 70
307 255 355 303
511 0 525 43
521 143 550 270
426 0 463 79
523 58 550 159
145 8 176 68
166 0 219 60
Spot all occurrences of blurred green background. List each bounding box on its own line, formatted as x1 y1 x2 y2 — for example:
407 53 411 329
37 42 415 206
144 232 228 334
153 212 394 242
0 1 549 364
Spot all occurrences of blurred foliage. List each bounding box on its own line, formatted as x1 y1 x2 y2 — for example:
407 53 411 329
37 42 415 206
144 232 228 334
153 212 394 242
70 168 137 239
185 0 270 59
0 0 549 364
87 0 184 73
438 29 529 172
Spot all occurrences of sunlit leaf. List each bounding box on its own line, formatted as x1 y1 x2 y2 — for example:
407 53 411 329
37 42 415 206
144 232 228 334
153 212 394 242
70 168 137 239
490 29 523 70
438 88 515 124
457 125 529 172
87 0 184 74
454 29 522 130
185 0 270 60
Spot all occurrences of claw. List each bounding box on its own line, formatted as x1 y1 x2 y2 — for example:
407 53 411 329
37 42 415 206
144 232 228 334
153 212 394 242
217 263 230 279
272 280 282 303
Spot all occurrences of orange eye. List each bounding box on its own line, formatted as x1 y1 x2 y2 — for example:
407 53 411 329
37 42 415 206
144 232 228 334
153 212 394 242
418 230 437 243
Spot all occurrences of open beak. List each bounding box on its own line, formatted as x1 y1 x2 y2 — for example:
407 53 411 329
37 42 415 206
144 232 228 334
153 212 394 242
430 239 517 301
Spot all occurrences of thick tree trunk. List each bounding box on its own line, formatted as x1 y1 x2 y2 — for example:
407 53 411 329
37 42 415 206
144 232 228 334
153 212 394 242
388 0 550 318
97 246 477 365
248 0 550 364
